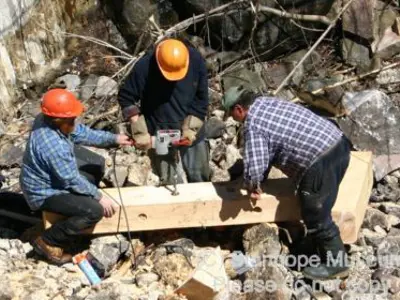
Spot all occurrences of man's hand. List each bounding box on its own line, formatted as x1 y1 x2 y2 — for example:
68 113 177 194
250 191 261 200
116 134 134 146
130 115 151 150
99 194 116 218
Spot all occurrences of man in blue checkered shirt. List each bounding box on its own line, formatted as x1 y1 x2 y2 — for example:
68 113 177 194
20 89 133 265
222 86 352 281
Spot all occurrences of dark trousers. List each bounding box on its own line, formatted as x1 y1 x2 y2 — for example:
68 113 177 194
41 193 103 247
298 135 351 242
40 145 105 247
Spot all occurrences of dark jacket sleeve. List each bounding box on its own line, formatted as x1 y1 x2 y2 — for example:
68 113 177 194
188 52 209 120
117 59 146 121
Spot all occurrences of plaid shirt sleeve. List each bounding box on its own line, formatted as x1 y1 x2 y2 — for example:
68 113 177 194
45 145 102 200
243 125 270 190
71 124 117 147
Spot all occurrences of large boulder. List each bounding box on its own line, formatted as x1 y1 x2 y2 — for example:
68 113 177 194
339 90 400 181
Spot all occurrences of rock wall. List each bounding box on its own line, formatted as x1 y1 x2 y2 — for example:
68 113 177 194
0 0 69 121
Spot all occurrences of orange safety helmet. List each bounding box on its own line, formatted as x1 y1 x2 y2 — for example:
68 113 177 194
41 89 84 118
155 38 189 81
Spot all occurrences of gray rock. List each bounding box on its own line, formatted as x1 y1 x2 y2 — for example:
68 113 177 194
389 227 400 237
135 272 160 288
80 74 99 101
161 238 195 258
372 183 400 203
362 208 390 231
339 90 400 181
376 68 400 85
212 110 225 121
243 223 281 258
53 74 81 92
205 117 226 139
105 166 128 187
0 239 10 251
341 38 371 72
94 76 118 98
87 234 130 277
303 77 345 107
0 143 24 166
361 228 386 248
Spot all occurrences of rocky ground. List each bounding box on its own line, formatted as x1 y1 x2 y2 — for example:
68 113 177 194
0 0 400 299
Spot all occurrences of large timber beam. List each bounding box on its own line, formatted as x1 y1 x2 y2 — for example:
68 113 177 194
43 151 373 244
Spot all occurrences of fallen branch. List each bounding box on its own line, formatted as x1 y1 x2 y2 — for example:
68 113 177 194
157 0 335 43
258 5 331 25
273 0 356 96
293 61 400 100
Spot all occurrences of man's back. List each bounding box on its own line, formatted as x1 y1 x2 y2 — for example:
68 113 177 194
245 97 343 184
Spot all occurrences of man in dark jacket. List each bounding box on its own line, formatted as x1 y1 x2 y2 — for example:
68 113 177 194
222 86 352 281
117 38 210 184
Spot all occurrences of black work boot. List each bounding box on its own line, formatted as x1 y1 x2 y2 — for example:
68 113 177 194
302 234 350 281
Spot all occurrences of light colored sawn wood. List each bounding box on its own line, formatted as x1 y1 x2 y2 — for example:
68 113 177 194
43 151 373 244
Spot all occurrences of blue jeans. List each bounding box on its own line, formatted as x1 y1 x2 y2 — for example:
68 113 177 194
298 135 351 242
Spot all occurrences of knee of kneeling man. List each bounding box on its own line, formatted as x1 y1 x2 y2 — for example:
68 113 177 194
88 202 104 222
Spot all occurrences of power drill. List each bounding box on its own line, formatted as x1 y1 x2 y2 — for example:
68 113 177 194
151 129 191 195
152 129 182 155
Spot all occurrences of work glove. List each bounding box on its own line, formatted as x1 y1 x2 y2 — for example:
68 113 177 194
130 115 152 150
181 115 204 145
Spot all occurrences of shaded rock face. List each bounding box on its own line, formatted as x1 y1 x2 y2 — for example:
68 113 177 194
339 90 400 181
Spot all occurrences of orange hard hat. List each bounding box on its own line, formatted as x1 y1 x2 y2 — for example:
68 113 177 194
156 39 189 81
41 89 84 118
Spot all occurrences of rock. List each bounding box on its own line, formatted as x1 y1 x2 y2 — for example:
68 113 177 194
341 38 371 72
221 66 266 94
161 238 195 258
376 68 400 85
339 90 400 181
212 110 225 121
52 74 81 92
225 145 242 170
135 272 160 288
80 74 98 101
303 77 345 108
388 276 400 294
375 27 400 59
389 227 400 237
385 175 399 186
153 253 193 288
343 0 374 41
211 142 227 165
94 76 118 98
126 162 156 186
0 143 24 166
361 228 386 248
377 237 400 268
362 208 390 231
105 166 128 187
87 235 131 277
243 223 282 259
205 117 226 139
371 183 400 203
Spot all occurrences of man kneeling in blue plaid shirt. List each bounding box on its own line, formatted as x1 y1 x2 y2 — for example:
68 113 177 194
20 89 133 265
222 86 352 281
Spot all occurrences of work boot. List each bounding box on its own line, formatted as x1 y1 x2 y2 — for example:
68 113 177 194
302 234 350 281
32 236 72 266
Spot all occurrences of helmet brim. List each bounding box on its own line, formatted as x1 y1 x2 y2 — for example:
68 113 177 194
156 43 189 81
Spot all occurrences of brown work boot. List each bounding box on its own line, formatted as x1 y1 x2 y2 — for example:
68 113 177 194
32 236 72 266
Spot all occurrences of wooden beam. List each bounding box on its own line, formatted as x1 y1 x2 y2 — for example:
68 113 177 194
43 151 373 244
